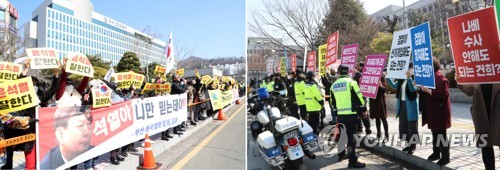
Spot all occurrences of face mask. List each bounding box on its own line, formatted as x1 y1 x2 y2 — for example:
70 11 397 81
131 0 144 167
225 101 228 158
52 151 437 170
65 85 74 94
287 75 292 79
34 86 39 92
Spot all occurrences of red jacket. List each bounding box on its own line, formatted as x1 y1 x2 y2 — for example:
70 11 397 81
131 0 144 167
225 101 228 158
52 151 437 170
420 71 451 130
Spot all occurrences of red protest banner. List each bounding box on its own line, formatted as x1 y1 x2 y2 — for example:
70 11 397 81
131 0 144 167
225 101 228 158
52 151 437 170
326 31 339 68
291 54 297 72
307 51 316 72
448 7 500 84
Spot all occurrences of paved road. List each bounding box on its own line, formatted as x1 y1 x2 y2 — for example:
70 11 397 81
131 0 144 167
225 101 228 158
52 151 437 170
247 114 411 170
158 103 246 169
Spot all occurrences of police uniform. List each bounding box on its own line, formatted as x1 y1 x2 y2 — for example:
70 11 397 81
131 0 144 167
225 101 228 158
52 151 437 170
259 80 267 89
266 80 275 92
330 75 366 167
304 80 324 134
294 80 307 120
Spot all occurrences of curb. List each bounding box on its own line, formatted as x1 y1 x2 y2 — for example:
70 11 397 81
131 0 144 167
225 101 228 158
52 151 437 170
359 135 453 170
108 97 245 169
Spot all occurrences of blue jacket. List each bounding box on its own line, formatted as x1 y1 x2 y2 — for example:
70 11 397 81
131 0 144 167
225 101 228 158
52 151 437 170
386 78 419 122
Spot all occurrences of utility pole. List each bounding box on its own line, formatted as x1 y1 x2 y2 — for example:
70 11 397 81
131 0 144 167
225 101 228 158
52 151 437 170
403 0 408 29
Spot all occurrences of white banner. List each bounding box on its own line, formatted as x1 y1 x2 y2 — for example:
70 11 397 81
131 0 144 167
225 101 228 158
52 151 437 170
386 29 412 79
267 59 274 76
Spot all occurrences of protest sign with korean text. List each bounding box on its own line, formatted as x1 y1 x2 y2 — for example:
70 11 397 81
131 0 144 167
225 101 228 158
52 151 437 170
37 94 187 170
360 55 387 99
410 22 435 88
267 59 274 75
448 7 500 84
113 72 134 89
318 44 327 76
341 43 359 77
386 29 412 79
208 89 235 110
0 77 40 114
291 54 297 72
132 73 144 89
0 62 22 82
141 83 155 94
176 68 185 77
307 51 317 72
154 65 166 76
327 31 339 68
65 52 94 78
26 48 59 69
280 57 286 77
91 81 112 109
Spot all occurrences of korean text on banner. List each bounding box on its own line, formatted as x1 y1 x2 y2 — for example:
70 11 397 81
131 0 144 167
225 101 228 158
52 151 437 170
113 72 134 89
91 81 112 109
201 75 212 85
386 29 412 79
410 22 435 88
318 44 327 76
267 59 274 75
141 83 155 94
291 54 297 72
306 51 317 72
37 94 187 170
26 48 59 69
0 77 40 114
0 62 22 82
326 31 339 68
65 52 94 78
447 7 500 84
154 65 166 76
280 57 286 77
360 55 387 99
176 68 185 77
208 90 234 110
132 73 144 89
341 43 359 77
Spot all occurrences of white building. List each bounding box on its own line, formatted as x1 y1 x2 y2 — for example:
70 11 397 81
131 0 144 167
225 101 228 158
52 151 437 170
25 0 167 66
0 0 18 39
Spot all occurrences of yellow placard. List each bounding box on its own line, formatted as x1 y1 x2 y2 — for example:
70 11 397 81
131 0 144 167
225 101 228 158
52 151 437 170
65 52 94 78
318 44 327 76
0 62 22 83
280 57 286 77
113 72 134 89
176 68 185 77
26 48 59 69
0 77 40 114
154 65 166 76
141 83 155 94
132 73 144 89
195 68 201 78
208 90 234 110
0 133 36 148
201 75 212 85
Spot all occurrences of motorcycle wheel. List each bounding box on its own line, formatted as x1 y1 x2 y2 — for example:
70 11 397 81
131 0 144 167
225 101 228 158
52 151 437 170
283 158 305 170
250 121 263 140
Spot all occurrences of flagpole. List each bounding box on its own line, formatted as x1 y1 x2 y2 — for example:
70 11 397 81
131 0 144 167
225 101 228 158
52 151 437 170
303 45 307 71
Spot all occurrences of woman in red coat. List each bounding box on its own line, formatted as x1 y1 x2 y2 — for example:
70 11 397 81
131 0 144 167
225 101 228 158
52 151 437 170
370 75 388 142
419 58 452 166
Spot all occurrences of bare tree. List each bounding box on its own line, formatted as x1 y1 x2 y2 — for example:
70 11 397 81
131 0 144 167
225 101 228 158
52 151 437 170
248 0 328 52
131 26 162 80
174 39 197 69
382 14 399 33
0 25 28 62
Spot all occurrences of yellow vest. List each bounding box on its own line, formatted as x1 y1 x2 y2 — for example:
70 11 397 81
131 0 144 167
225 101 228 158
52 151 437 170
267 81 275 92
260 81 267 89
294 81 305 106
304 82 323 112
330 77 365 115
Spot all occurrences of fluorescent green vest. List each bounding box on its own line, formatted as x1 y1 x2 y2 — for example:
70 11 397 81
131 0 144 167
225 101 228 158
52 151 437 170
304 82 323 112
330 77 365 115
267 81 275 92
294 81 305 106
260 81 267 89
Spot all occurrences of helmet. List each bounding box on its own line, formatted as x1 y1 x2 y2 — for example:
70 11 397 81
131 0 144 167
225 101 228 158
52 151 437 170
338 65 349 75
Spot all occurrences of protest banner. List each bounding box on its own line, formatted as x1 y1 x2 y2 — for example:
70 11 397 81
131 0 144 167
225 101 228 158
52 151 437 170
386 29 412 79
65 52 94 78
410 22 435 88
132 73 144 89
208 89 234 110
318 44 327 76
25 48 59 69
0 134 35 148
141 83 155 94
154 65 166 76
0 77 40 114
165 83 171 93
327 31 339 68
0 62 22 82
306 51 317 72
291 54 297 72
267 59 274 75
195 68 201 78
331 60 342 71
341 43 359 77
91 81 112 109
448 7 500 84
201 75 212 85
37 94 187 170
280 57 286 77
113 72 134 89
359 55 387 99
176 68 185 77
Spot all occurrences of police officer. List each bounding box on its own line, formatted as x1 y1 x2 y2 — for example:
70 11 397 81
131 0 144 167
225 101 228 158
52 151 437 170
294 70 307 120
259 76 267 89
353 62 371 134
304 71 324 134
273 73 287 92
266 75 275 93
330 65 367 168
286 71 299 119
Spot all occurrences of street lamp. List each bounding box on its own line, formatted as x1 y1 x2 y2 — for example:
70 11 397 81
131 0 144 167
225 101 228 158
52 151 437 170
452 0 460 14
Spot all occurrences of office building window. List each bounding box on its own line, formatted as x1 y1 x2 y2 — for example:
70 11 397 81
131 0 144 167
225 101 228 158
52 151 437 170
9 15 16 26
423 8 427 13
428 5 433 12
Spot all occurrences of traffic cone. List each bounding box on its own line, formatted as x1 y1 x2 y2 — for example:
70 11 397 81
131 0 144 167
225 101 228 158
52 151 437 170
236 98 240 104
137 134 161 170
217 109 226 120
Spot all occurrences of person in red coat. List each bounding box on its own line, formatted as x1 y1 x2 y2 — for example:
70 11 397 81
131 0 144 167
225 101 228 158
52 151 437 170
369 75 388 142
419 57 452 166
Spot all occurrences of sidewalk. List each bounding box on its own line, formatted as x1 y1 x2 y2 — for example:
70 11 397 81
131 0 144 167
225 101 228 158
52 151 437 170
323 100 499 170
11 98 245 170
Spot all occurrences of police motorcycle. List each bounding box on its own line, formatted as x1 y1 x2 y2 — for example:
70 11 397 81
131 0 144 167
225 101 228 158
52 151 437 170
249 87 318 170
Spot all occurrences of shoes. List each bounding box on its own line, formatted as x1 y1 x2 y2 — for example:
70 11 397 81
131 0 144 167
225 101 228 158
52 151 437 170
337 154 347 162
166 134 174 138
110 157 120 165
348 161 366 169
174 131 184 135
365 130 372 135
116 156 124 161
161 136 170 141
437 157 450 166
427 153 440 161
121 151 128 158
402 146 411 152
190 121 197 126
129 147 139 153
